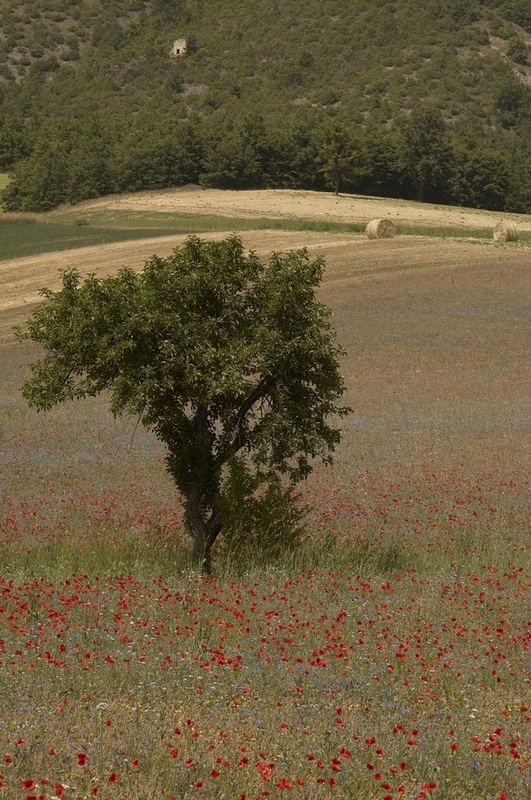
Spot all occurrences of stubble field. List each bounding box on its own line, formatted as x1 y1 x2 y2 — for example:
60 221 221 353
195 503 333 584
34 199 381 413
0 197 530 799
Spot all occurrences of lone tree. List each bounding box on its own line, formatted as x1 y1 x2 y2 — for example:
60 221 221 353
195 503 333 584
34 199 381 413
18 236 348 573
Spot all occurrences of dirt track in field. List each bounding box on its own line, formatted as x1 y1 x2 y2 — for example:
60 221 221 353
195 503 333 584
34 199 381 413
77 187 531 231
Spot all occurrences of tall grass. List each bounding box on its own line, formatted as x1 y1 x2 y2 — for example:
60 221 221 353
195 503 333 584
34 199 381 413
0 508 527 800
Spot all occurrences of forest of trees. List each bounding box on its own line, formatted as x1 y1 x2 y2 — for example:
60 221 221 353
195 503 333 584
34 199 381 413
2 106 530 213
0 0 529 212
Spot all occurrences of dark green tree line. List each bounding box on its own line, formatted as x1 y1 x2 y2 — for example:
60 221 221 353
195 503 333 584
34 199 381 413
3 106 530 213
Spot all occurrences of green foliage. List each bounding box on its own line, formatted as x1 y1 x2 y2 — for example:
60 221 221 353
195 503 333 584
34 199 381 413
506 35 528 64
2 118 112 210
318 124 368 195
219 457 308 566
0 117 31 169
451 144 511 210
18 235 348 572
493 0 531 32
399 107 453 202
200 115 269 189
495 74 528 119
0 172 9 194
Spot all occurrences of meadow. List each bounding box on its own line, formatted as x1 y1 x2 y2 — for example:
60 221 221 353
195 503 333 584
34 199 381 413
0 199 529 799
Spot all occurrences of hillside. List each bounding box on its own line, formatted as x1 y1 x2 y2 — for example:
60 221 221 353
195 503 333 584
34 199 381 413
0 0 530 212
1 1 530 118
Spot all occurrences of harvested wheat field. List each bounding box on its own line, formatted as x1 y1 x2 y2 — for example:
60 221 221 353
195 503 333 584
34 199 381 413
77 187 531 232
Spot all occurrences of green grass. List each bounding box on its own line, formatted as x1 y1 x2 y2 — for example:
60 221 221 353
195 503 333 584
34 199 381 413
0 220 178 261
0 214 364 262
54 208 368 234
60 209 531 243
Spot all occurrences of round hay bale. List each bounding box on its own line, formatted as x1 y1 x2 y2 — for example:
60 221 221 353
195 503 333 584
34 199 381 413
366 218 397 240
493 221 518 242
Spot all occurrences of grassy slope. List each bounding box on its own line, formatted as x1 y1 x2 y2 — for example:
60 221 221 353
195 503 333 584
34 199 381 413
0 219 188 261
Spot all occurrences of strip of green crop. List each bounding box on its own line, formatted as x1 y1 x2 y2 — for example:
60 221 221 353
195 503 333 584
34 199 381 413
0 221 178 261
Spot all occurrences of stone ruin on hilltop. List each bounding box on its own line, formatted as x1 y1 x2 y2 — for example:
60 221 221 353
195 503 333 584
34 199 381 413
170 38 188 57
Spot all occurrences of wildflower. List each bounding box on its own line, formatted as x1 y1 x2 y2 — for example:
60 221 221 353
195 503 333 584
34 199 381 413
276 778 292 789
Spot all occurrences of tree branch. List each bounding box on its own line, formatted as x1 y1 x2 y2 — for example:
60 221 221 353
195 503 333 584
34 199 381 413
216 377 272 464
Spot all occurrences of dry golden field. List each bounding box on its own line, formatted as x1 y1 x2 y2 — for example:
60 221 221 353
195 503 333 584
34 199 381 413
77 187 531 232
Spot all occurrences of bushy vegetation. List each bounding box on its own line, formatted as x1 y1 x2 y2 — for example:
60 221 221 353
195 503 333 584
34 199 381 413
2 107 531 213
0 0 530 211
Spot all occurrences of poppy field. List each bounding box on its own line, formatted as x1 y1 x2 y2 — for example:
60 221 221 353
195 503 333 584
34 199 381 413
1 230 530 799
0 460 528 800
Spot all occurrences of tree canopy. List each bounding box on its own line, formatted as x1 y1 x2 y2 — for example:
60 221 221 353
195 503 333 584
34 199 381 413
18 235 348 573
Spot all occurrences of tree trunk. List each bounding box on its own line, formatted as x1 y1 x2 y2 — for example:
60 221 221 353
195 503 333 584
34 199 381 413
181 405 222 574
185 489 221 575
